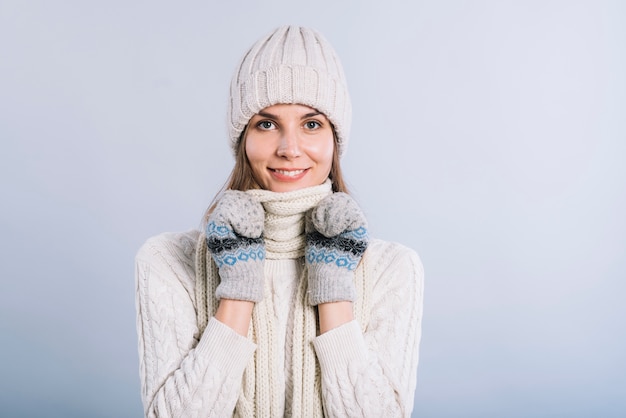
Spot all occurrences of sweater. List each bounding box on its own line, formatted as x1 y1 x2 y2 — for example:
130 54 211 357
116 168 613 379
135 200 424 417
198 183 369 417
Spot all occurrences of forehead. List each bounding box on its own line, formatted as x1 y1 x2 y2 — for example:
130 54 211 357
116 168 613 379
255 103 328 119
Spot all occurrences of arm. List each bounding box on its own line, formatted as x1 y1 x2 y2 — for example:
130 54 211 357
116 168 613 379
135 234 256 418
313 242 424 418
215 299 254 336
318 301 354 333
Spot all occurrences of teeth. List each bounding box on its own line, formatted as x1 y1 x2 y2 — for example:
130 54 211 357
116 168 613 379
274 169 305 177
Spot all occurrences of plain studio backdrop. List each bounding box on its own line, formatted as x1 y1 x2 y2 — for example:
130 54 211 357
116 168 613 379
1 1 624 417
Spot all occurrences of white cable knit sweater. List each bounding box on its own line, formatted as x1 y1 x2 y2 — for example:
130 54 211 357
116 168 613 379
135 192 424 417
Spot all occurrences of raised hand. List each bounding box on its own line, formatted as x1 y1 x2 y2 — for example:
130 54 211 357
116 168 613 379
206 191 266 302
305 193 369 305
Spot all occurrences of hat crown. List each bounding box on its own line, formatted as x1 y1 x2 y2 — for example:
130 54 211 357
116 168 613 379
234 26 345 83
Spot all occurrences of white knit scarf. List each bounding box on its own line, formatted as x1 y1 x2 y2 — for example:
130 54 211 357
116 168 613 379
194 180 371 417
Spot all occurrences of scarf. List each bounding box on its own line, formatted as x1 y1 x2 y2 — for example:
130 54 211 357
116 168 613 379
194 180 372 417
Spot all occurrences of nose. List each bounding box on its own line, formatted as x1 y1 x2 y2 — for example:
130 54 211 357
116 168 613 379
276 128 301 159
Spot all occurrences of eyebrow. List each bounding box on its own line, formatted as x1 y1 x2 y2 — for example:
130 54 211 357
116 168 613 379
302 111 322 119
256 110 322 120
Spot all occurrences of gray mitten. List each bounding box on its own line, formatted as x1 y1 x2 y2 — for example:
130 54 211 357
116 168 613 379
206 190 265 302
305 193 369 305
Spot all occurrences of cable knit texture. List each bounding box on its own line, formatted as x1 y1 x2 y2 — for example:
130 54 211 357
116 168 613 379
202 181 334 416
135 183 424 417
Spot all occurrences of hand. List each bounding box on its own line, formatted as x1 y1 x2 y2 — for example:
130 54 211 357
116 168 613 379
305 193 369 305
206 190 265 302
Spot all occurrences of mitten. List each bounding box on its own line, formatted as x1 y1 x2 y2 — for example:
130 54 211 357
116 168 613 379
305 192 369 305
206 190 266 302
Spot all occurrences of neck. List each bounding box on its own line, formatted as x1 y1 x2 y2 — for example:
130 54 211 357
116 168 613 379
246 180 332 259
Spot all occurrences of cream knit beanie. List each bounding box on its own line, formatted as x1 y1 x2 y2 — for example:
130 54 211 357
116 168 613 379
228 25 352 158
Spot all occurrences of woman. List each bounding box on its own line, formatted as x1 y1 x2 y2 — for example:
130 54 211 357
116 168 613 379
135 25 424 417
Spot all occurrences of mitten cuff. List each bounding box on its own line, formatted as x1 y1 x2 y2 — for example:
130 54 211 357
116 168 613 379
307 266 356 305
215 259 265 302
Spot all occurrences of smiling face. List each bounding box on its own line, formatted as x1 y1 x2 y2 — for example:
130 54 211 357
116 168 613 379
244 103 335 193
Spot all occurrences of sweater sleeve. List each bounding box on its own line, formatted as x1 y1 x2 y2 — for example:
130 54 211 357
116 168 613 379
312 240 424 418
135 233 256 418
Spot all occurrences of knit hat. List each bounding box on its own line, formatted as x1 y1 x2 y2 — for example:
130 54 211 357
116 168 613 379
228 25 352 158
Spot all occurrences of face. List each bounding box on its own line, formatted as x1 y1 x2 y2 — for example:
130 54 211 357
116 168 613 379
245 103 335 193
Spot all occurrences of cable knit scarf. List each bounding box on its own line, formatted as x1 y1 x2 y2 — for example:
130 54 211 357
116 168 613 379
194 180 371 417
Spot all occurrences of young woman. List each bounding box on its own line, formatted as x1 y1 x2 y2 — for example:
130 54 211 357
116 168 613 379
135 25 424 418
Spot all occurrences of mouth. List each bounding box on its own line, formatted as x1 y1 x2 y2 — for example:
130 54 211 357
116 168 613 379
269 168 310 181
271 168 307 177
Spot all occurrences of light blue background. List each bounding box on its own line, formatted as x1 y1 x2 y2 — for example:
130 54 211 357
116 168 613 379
1 1 625 417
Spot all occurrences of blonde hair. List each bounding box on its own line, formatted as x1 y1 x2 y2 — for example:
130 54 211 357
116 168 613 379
203 126 348 223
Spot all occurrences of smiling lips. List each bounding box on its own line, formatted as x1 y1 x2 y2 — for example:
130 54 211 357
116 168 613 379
270 168 309 180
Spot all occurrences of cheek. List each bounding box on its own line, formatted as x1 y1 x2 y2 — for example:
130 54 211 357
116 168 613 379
244 137 269 184
244 136 264 165
316 135 335 169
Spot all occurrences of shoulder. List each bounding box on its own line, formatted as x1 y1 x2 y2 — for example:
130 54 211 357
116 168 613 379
365 238 423 276
135 230 201 297
363 238 424 292
136 230 200 266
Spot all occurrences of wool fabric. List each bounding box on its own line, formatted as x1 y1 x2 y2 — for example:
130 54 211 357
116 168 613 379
305 192 369 305
135 186 424 417
197 180 336 416
228 25 352 158
246 180 333 258
206 190 266 302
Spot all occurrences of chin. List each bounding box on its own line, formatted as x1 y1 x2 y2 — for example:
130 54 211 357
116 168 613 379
266 181 317 193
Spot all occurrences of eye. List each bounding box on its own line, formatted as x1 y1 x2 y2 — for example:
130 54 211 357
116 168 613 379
257 120 276 130
304 120 321 130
